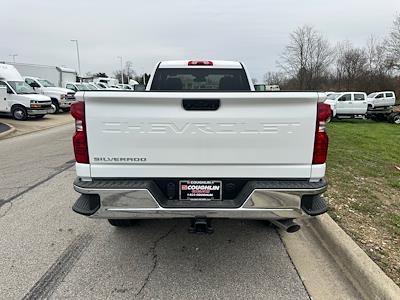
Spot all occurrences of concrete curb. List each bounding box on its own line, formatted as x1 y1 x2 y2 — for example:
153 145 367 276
0 122 16 139
305 214 400 299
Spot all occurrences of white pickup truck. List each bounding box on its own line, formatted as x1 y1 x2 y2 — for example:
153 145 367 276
71 60 331 233
24 76 76 113
324 92 368 117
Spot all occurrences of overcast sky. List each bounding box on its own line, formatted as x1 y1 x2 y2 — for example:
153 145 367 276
1 0 399 81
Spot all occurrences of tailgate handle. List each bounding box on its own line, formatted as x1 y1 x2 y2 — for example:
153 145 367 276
182 99 220 111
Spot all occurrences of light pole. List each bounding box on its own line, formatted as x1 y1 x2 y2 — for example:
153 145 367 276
117 56 124 84
70 39 81 80
9 54 18 63
140 67 146 85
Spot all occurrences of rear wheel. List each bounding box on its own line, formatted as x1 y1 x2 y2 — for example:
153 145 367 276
35 115 45 119
108 219 138 227
387 113 396 123
393 114 400 125
12 106 28 120
62 107 70 112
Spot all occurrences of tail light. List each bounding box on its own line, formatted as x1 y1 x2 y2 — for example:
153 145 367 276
70 101 89 164
312 103 331 164
188 60 213 66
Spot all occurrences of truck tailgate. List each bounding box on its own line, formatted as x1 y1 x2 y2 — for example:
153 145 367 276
84 92 320 178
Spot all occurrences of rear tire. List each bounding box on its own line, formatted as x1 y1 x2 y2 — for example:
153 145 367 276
393 114 400 125
387 113 396 123
62 107 70 112
108 219 138 227
35 115 45 119
12 106 28 120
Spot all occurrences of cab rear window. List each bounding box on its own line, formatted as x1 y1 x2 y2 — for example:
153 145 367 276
150 68 250 91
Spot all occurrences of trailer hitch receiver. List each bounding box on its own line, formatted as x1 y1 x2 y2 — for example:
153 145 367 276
189 217 214 234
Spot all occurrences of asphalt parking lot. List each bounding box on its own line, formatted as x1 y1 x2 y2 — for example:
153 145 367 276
0 113 72 139
0 124 312 299
4 123 394 299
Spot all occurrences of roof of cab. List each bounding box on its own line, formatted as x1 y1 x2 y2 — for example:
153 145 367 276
158 60 243 69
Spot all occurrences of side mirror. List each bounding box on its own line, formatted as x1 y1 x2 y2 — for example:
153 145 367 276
0 86 6 99
134 84 146 91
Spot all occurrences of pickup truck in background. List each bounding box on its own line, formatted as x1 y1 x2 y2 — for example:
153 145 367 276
324 92 368 117
71 60 331 234
24 76 76 113
367 91 396 109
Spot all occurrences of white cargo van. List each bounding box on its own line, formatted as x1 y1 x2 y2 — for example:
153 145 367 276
0 64 52 120
24 76 76 113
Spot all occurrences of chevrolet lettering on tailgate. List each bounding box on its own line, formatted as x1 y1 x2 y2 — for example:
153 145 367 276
102 121 301 135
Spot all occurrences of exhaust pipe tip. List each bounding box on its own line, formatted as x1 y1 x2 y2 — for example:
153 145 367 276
271 219 301 233
286 224 301 233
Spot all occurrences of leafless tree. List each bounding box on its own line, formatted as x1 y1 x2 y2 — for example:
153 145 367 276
278 25 333 89
113 61 136 84
264 71 287 86
366 36 389 75
125 61 136 79
265 17 400 96
386 14 400 70
335 41 367 90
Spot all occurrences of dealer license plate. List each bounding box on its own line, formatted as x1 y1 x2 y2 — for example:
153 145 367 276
179 180 222 201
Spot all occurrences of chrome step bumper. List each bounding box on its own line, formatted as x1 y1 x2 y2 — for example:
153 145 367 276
73 178 328 220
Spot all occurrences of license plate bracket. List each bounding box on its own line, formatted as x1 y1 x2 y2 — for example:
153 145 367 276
179 180 222 201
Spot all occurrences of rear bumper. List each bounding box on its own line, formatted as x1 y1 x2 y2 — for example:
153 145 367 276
73 178 328 220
